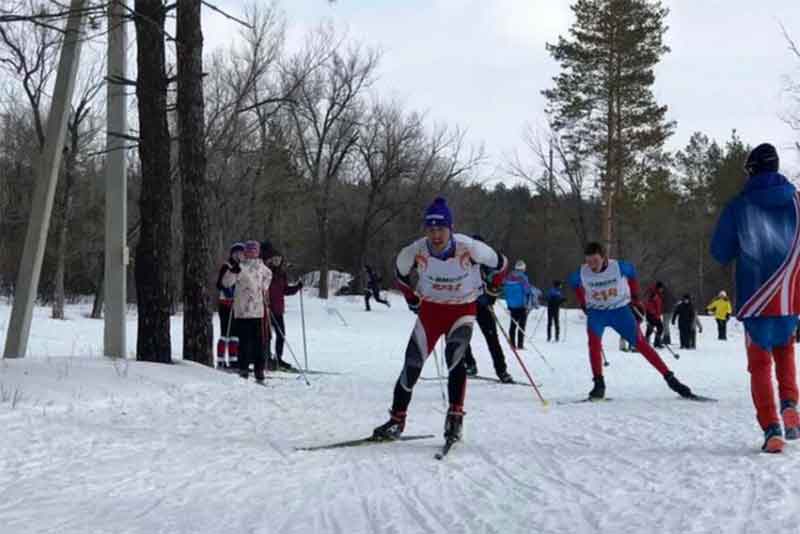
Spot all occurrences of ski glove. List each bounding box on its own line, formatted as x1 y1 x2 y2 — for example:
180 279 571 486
407 296 421 314
477 294 491 307
228 258 241 274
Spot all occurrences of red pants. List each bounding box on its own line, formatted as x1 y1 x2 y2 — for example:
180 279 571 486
746 337 799 430
588 330 669 377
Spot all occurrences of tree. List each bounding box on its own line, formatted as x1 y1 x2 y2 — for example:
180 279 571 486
543 0 675 254
134 0 173 363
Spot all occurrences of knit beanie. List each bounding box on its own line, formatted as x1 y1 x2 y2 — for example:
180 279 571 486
424 197 453 228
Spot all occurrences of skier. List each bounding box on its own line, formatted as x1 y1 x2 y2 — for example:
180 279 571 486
644 282 665 348
546 280 566 342
706 291 732 340
364 265 391 311
221 240 272 383
671 294 702 349
264 250 302 371
504 260 533 349
568 241 695 400
215 242 245 368
710 142 800 452
372 197 508 444
462 235 514 383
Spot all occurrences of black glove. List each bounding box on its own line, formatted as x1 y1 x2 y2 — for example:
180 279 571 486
297 280 304 289
407 296 421 314
228 258 241 274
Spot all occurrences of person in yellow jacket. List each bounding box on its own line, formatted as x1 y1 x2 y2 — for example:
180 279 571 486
707 291 733 340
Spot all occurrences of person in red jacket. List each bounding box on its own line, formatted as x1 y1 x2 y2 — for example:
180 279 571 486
264 250 303 371
644 282 665 348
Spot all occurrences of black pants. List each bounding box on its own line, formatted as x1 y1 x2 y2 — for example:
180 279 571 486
716 319 727 340
218 303 233 338
234 318 265 380
268 313 286 359
645 315 664 347
547 306 560 341
677 323 693 349
364 287 389 311
509 308 528 348
464 304 508 376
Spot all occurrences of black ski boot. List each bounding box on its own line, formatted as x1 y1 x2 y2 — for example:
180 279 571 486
588 375 605 400
372 411 406 441
276 358 293 371
498 371 515 384
664 371 693 398
444 409 464 442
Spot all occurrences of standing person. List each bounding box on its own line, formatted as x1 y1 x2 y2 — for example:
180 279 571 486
222 240 272 383
711 142 800 452
264 250 302 371
364 265 391 311
644 282 665 348
568 242 695 400
661 283 677 345
372 197 508 443
706 291 733 340
672 294 702 350
504 260 533 349
215 242 244 368
463 236 514 383
546 280 566 342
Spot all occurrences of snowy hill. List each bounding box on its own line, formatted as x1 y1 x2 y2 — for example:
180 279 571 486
0 293 796 534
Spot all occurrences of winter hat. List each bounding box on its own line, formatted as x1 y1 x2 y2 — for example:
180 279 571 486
229 242 245 255
244 240 260 259
745 143 779 176
515 260 526 271
719 290 727 298
424 197 453 228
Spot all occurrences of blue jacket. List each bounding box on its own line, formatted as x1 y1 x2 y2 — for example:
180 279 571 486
504 270 533 309
546 287 565 309
710 171 800 348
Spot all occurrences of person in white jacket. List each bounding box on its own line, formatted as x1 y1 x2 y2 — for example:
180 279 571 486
222 240 272 382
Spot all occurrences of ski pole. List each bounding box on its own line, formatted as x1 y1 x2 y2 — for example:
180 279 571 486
602 348 610 367
299 285 309 372
270 313 312 386
503 308 555 372
223 303 234 368
489 307 548 406
431 339 447 411
530 308 546 338
664 343 680 360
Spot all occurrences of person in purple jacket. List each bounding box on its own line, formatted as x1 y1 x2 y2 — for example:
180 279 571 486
711 143 800 453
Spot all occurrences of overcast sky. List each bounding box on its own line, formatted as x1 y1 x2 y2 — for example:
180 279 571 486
206 1 800 178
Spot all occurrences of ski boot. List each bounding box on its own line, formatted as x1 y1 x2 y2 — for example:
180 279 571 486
664 371 693 398
372 411 406 441
276 358 294 371
762 424 785 453
464 362 478 376
781 400 800 440
588 375 605 400
498 371 515 384
266 357 278 371
444 409 464 442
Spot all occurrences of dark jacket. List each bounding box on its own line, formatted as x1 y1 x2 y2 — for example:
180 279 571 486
672 299 697 327
546 287 565 310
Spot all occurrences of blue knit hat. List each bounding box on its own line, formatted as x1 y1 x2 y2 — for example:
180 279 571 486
424 197 453 228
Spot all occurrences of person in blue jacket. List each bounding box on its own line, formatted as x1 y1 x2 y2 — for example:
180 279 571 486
504 260 534 349
711 143 800 453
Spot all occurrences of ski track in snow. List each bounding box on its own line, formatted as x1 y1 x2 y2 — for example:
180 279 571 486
1 296 800 533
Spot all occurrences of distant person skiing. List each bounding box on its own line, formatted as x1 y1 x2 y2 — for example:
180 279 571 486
463 235 514 383
644 282 665 348
221 240 272 383
372 197 508 445
568 241 695 400
671 294 702 349
711 142 800 453
503 260 534 349
546 280 566 342
706 291 732 340
215 242 244 367
264 250 302 371
364 265 391 311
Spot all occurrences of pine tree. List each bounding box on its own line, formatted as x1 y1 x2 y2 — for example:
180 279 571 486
543 0 675 253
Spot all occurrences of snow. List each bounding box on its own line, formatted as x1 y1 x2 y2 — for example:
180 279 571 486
0 294 797 534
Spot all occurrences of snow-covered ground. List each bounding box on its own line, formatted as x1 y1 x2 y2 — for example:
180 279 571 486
0 293 797 534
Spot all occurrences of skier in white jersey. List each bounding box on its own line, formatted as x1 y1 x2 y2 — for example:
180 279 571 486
568 242 695 400
372 197 508 442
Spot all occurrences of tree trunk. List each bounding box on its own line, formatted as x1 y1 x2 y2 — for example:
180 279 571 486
134 0 173 363
177 0 213 365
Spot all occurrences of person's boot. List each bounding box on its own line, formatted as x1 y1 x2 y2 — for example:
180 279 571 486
277 358 294 371
266 357 278 371
444 409 464 442
664 371 693 398
498 371 515 384
372 411 406 440
588 375 605 400
781 400 800 440
464 362 478 376
762 424 785 453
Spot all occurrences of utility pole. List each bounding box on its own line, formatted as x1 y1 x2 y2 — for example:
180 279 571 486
104 0 129 358
3 0 87 358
